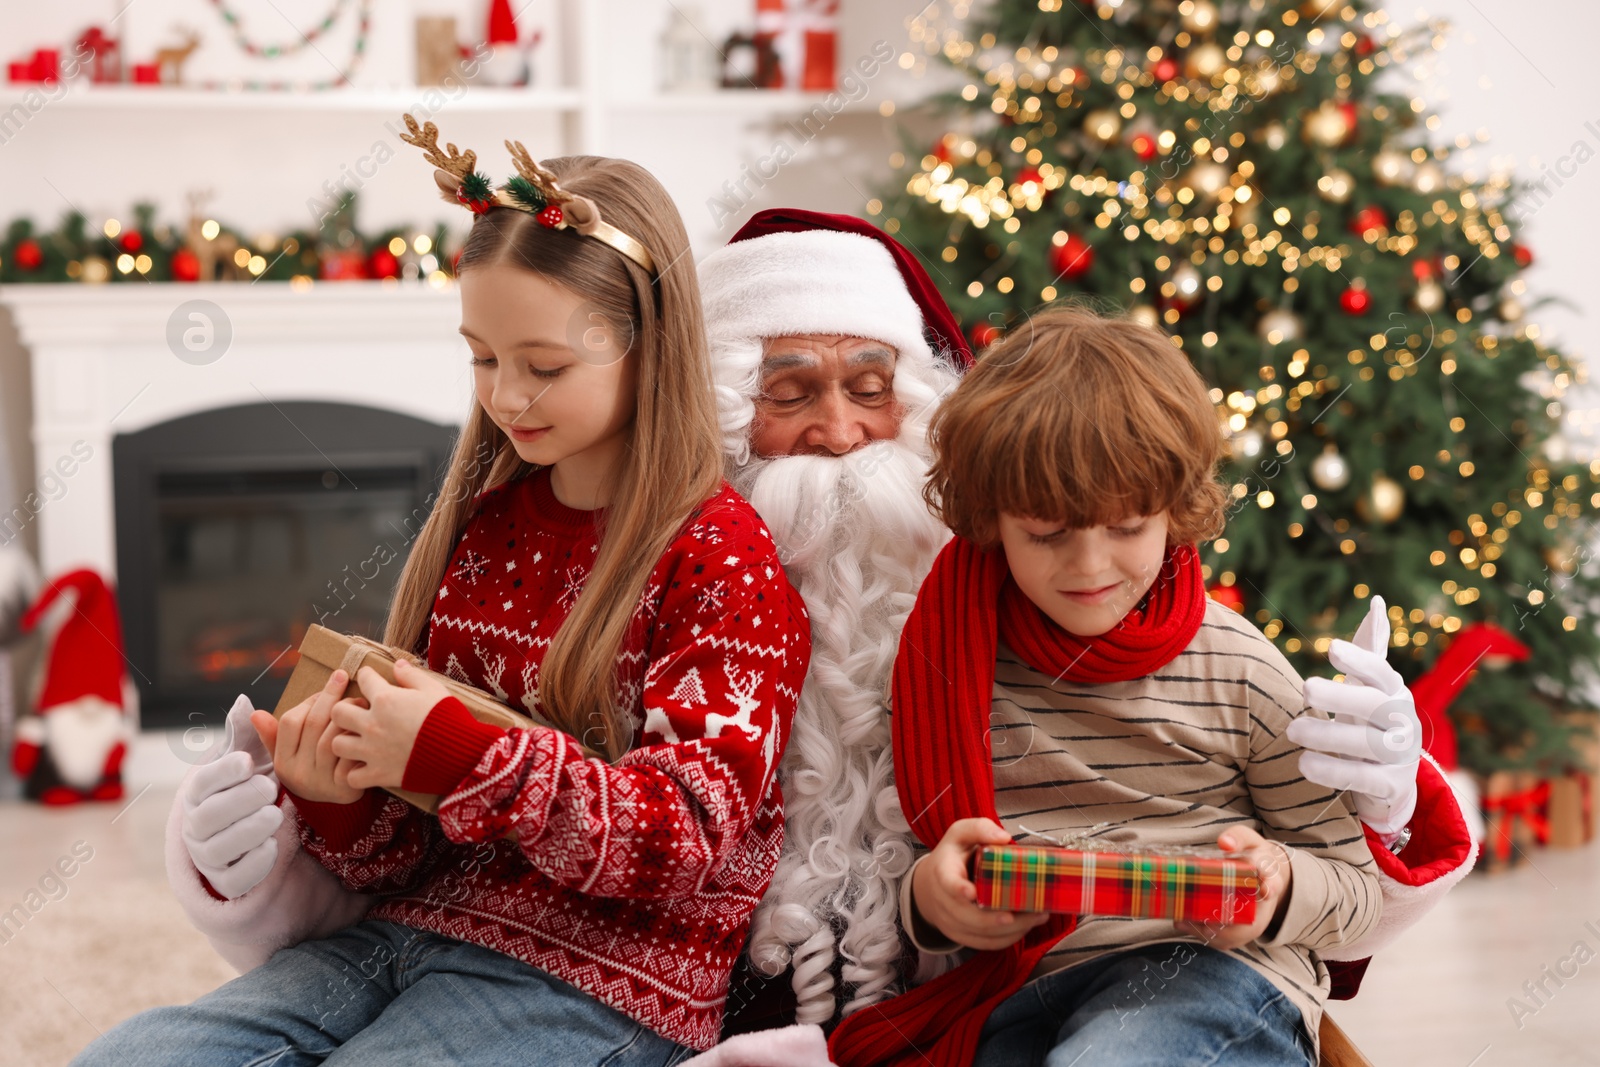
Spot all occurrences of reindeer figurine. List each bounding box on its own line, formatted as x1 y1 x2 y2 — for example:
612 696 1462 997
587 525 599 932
154 26 201 85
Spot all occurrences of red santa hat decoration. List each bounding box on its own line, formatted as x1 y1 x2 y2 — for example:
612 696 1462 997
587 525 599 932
13 568 129 804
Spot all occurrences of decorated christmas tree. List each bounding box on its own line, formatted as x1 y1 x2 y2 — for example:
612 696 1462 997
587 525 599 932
875 0 1600 776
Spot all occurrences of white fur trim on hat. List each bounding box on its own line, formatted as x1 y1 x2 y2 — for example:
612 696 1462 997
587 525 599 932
699 230 934 365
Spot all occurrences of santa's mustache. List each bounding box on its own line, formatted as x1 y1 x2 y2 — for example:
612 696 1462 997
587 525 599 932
732 438 941 572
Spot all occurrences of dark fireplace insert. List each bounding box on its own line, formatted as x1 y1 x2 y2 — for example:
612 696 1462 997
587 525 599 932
113 401 457 731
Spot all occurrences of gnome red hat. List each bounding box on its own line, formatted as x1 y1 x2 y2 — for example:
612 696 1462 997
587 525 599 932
21 569 125 713
13 569 128 801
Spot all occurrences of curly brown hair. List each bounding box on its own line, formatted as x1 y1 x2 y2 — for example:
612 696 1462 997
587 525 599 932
923 305 1228 548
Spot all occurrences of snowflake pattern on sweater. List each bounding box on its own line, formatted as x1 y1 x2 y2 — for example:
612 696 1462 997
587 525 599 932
293 468 810 1050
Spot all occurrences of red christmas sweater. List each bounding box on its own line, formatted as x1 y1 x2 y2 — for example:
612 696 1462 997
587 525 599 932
291 468 810 1050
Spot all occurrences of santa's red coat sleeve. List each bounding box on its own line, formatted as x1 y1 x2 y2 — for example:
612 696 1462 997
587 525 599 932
1323 751 1475 998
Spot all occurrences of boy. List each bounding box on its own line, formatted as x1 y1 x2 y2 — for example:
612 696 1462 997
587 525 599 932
830 306 1381 1067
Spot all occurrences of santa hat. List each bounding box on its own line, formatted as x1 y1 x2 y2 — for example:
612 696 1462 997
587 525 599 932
20 569 125 714
486 0 518 45
704 209 973 371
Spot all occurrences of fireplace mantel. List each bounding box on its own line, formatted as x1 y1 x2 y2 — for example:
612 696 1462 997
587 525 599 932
1 281 472 578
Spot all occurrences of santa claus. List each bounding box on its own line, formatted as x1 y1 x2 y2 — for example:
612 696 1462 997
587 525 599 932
164 209 1475 1057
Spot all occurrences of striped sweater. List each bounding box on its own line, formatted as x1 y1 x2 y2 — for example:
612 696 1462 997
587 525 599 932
933 599 1382 1049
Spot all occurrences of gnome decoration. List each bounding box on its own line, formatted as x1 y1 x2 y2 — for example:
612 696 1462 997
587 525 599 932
477 0 538 87
13 569 130 805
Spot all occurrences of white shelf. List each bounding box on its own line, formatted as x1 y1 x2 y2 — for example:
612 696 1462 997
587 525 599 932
620 90 888 115
0 84 584 113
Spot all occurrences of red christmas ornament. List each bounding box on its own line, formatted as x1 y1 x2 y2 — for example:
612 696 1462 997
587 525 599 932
1340 283 1371 315
170 248 200 282
1130 132 1158 161
14 238 43 271
1349 205 1389 239
1207 582 1246 613
119 230 143 254
971 322 1002 349
931 137 953 163
1410 258 1436 282
1152 55 1180 82
1013 166 1043 190
1512 243 1534 268
368 247 401 279
1338 101 1359 136
536 205 564 228
1354 34 1376 56
1050 233 1094 278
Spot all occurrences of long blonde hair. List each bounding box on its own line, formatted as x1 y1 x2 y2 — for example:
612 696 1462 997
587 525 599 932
384 156 724 760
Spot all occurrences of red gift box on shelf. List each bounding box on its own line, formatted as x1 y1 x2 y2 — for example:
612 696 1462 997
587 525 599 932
972 843 1259 924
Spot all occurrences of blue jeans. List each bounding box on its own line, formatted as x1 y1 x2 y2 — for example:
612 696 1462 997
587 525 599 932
71 920 695 1067
972 943 1316 1067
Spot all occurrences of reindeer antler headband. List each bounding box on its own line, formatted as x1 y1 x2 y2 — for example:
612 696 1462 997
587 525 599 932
398 113 657 278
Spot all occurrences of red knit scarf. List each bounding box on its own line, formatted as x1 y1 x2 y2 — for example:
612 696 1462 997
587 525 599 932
828 538 1207 1067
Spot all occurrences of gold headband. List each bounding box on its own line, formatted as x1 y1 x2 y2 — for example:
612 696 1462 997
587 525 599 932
398 113 657 278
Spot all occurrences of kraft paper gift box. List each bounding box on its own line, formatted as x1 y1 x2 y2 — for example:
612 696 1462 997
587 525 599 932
972 843 1260 924
274 623 588 814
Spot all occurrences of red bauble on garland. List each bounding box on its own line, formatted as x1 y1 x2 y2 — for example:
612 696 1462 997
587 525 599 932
1349 205 1389 239
170 248 200 282
1130 132 1158 161
1340 282 1372 315
1013 166 1042 190
119 230 143 254
1152 55 1180 82
1513 243 1534 268
931 137 952 164
1050 232 1094 278
1411 258 1437 282
367 247 400 279
14 238 43 271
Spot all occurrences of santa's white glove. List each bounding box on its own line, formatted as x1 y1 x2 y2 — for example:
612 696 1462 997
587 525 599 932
180 694 284 899
1287 595 1420 838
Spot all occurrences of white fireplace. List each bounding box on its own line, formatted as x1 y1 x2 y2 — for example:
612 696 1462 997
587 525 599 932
0 280 472 783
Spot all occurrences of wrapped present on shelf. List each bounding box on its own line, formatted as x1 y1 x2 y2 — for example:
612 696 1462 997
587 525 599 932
273 624 592 814
972 841 1259 924
1543 773 1594 848
1479 770 1548 871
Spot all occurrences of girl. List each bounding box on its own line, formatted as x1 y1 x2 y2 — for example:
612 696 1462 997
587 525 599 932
76 120 809 1066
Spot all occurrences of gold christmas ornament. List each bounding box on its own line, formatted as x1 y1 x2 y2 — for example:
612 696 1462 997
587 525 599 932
1317 167 1355 203
1129 304 1162 329
1170 262 1204 303
1372 148 1413 186
1303 101 1352 147
1311 444 1351 491
1414 281 1446 313
1181 0 1220 34
1412 160 1445 194
1299 0 1344 18
1358 473 1406 524
1184 160 1230 199
1231 427 1265 460
1185 42 1226 80
1256 307 1304 343
1083 108 1124 144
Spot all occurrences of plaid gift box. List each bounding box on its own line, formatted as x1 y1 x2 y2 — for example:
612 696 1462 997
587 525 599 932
971 843 1259 924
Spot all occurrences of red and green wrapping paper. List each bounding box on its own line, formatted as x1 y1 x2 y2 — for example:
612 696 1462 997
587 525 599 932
972 844 1259 924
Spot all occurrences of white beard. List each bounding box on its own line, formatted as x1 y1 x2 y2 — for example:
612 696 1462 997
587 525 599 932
733 436 951 1023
